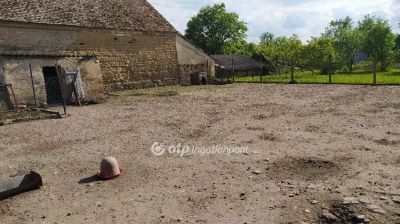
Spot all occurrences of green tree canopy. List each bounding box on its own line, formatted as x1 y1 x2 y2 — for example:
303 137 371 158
275 35 303 82
185 3 248 54
223 39 257 56
358 15 396 82
394 34 400 62
303 36 336 74
258 32 279 59
324 17 361 72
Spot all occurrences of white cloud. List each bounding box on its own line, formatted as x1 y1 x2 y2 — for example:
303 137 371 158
148 0 400 42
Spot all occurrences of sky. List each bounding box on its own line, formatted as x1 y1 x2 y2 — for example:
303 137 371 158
147 0 400 43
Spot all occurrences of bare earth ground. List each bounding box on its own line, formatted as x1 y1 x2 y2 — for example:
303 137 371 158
0 84 400 224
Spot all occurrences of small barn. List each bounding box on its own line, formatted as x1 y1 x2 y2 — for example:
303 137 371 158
211 55 268 78
0 0 214 110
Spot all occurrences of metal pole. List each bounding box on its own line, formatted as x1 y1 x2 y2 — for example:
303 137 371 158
29 64 37 107
55 64 67 115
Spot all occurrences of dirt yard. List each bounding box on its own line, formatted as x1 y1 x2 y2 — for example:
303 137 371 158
0 84 400 224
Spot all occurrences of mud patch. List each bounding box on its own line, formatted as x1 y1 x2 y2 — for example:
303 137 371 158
253 114 267 120
258 133 279 141
374 138 400 146
267 157 342 181
318 201 363 224
247 126 265 131
153 91 179 97
184 128 207 139
373 102 400 110
0 202 10 217
306 125 320 132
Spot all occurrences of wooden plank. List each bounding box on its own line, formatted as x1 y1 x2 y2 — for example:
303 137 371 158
0 172 43 200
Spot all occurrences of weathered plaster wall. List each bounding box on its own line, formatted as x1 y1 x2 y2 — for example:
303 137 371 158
0 85 12 111
0 56 103 106
0 21 179 92
1 57 50 105
176 35 215 84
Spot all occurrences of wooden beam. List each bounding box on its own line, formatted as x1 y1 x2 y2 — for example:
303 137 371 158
0 171 43 200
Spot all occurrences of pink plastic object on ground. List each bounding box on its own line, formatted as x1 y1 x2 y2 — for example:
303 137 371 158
97 156 122 180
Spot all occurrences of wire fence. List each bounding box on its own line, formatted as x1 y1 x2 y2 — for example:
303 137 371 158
218 69 400 85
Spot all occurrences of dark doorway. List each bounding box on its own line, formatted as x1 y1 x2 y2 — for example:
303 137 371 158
201 77 207 85
43 67 63 105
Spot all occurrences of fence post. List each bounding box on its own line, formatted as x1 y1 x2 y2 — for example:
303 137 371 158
7 84 18 109
232 58 235 83
373 62 377 85
328 55 333 84
55 64 67 115
260 58 263 83
29 64 37 107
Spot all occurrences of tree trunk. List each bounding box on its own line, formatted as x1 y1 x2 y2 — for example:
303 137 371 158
349 60 353 74
373 61 377 85
290 65 295 84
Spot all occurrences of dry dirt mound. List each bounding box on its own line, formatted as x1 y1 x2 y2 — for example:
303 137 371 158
267 157 343 181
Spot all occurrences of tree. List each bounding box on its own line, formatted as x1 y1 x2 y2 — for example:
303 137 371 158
394 34 400 62
396 34 400 49
324 17 360 73
223 39 257 56
302 36 336 74
258 32 279 58
185 3 248 54
358 15 396 83
275 35 303 83
257 32 281 74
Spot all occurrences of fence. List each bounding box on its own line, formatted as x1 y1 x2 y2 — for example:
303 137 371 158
225 69 400 85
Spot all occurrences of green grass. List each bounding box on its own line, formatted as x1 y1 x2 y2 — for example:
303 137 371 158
0 110 55 123
233 69 400 85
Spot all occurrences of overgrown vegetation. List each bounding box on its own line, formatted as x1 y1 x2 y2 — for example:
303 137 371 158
185 4 400 84
234 68 400 85
0 109 60 125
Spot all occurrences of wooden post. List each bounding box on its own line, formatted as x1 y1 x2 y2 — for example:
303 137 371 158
232 58 235 83
373 61 377 85
29 64 37 107
0 171 42 200
260 58 263 83
7 84 17 109
290 65 295 84
55 65 67 115
206 59 209 80
71 74 81 106
328 55 332 84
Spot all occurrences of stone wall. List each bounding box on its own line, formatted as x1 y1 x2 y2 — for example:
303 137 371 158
176 35 215 84
0 85 12 111
0 21 179 94
0 56 104 106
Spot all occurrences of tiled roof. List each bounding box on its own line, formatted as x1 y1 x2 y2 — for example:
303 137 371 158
0 0 176 32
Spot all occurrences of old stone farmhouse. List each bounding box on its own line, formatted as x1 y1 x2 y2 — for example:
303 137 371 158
0 0 214 110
